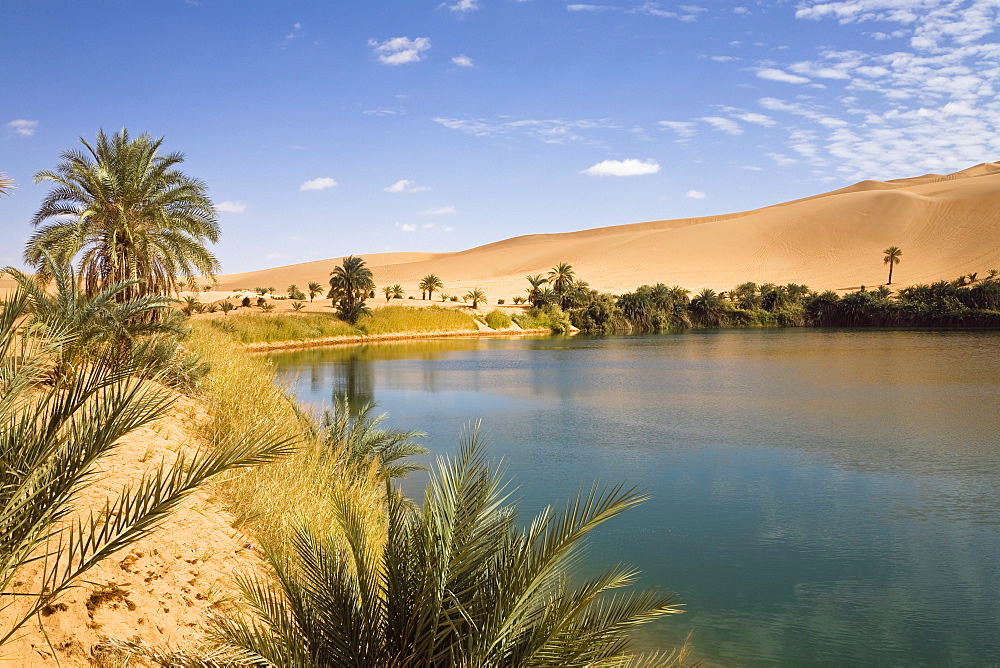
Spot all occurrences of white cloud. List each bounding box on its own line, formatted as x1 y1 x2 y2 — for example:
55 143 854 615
581 158 661 177
710 55 740 62
734 111 776 126
300 177 338 191
629 2 677 18
700 116 743 135
658 121 698 137
420 205 457 215
368 36 431 65
400 223 417 232
215 201 247 214
567 3 616 10
452 54 475 67
385 179 431 193
733 6 751 16
433 116 621 146
443 0 479 11
6 119 38 137
757 68 812 84
686 190 707 199
766 152 798 166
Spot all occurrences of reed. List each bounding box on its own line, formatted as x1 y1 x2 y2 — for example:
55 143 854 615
355 305 478 335
208 312 357 343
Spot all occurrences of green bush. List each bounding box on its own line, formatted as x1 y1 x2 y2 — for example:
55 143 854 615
484 309 512 329
513 305 572 333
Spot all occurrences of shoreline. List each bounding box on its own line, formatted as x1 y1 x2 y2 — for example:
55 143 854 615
244 327 556 352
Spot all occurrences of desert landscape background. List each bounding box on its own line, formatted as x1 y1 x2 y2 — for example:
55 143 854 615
212 162 1000 299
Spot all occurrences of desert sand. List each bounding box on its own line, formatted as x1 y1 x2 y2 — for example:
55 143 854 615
216 163 1000 299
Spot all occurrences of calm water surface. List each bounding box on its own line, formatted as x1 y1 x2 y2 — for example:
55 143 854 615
270 329 1000 667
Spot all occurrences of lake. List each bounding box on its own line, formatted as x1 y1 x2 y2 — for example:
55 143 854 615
269 329 1000 667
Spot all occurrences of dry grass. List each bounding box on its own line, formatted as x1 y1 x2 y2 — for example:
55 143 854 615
208 313 356 343
186 322 386 553
357 305 477 335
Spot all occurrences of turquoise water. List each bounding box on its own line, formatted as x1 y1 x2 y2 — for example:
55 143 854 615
270 329 1000 667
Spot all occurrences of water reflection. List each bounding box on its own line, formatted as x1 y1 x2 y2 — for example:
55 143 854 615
270 330 1000 666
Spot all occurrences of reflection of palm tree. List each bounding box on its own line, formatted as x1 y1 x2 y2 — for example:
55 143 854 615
334 352 376 413
210 430 683 665
883 246 902 285
25 129 219 300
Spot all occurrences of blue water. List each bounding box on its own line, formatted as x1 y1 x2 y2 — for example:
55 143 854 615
270 329 1000 666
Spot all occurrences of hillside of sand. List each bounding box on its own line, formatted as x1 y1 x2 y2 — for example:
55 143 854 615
216 163 1000 299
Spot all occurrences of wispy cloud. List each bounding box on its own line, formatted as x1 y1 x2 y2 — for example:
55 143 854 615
699 116 743 135
368 36 431 65
658 121 698 137
756 68 812 85
215 201 247 213
300 177 338 191
420 205 457 215
442 0 479 11
6 119 38 137
582 158 661 177
385 179 431 193
567 3 616 10
452 54 475 67
686 190 707 199
433 116 621 146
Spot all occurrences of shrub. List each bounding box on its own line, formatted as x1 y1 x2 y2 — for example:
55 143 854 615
485 309 512 329
497 299 505 305
291 301 305 311
513 305 572 333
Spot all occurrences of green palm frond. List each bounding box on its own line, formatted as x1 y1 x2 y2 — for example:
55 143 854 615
210 426 686 666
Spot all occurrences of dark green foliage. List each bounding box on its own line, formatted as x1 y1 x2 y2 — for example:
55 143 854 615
330 256 375 324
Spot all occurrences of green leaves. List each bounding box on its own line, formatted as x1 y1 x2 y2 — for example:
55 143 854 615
211 427 685 667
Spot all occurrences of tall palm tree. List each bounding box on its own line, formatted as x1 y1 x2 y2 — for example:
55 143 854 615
419 273 443 301
464 287 486 309
883 246 902 285
0 289 292 646
330 255 375 323
548 262 575 308
208 429 685 666
24 129 220 301
525 274 548 308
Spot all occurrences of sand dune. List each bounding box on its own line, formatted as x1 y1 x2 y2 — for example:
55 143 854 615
218 162 1000 299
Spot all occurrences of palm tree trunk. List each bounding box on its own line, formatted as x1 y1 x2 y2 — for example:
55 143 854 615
888 263 893 285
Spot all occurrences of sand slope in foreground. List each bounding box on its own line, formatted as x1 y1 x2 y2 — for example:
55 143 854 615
221 162 1000 298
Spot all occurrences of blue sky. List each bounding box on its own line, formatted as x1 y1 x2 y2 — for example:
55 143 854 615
2 0 998 273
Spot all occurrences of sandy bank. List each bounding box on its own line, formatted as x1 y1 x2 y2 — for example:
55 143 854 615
244 326 555 352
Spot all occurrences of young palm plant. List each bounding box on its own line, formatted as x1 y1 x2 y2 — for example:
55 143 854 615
209 427 685 666
321 394 426 479
464 287 487 309
0 289 294 646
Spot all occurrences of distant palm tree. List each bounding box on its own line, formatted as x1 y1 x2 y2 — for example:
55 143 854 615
419 273 443 301
24 129 219 301
390 284 405 299
382 285 394 301
883 246 902 285
690 287 725 326
464 288 486 309
330 256 375 323
548 262 575 308
208 430 684 666
525 274 548 307
307 281 323 302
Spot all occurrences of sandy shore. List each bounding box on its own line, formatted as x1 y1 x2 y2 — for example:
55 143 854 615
244 326 556 352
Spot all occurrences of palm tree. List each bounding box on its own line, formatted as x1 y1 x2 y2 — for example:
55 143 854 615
383 285 394 301
419 273 443 301
464 287 487 309
321 395 426 479
390 284 405 299
24 129 219 301
307 281 323 302
330 255 375 323
883 246 902 285
208 429 684 666
690 287 725 326
548 262 575 308
0 289 292 646
525 274 548 307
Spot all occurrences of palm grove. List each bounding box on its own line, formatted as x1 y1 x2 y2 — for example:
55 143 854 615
0 132 687 664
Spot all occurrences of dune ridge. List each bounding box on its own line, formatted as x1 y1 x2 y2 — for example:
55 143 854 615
199 162 1000 297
